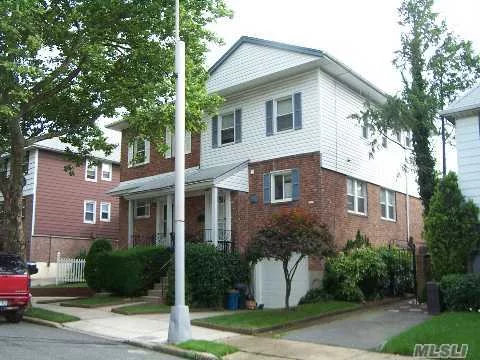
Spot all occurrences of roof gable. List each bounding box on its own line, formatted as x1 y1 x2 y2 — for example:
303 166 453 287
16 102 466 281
441 84 480 118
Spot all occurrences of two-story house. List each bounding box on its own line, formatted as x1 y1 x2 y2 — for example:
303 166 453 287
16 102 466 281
107 37 423 307
0 137 121 280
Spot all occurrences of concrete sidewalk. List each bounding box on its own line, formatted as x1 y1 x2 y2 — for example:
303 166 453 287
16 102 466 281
32 298 410 359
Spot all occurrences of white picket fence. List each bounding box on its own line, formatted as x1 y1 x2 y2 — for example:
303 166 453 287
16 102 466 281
56 252 86 285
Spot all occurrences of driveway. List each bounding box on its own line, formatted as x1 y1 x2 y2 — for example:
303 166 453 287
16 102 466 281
282 299 429 351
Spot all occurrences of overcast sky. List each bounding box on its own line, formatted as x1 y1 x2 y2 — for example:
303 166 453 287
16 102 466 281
206 0 480 172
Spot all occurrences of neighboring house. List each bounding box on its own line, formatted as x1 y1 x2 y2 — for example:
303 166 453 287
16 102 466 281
107 37 423 307
0 137 120 279
441 85 480 208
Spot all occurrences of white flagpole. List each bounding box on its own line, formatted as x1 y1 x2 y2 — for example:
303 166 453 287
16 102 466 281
168 0 191 344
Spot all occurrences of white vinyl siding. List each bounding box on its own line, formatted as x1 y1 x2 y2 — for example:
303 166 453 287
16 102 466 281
85 161 97 182
101 163 112 181
84 200 96 224
347 178 367 215
100 202 111 222
380 188 396 221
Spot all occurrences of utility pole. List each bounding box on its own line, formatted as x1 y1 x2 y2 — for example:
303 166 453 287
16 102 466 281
168 0 192 344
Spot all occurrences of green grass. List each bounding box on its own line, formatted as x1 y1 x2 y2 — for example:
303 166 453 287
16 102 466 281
112 303 170 315
60 294 138 308
382 312 480 359
25 307 80 323
177 340 238 358
193 301 359 332
32 282 88 288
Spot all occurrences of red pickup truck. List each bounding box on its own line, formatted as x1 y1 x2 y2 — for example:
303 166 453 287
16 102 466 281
0 253 38 323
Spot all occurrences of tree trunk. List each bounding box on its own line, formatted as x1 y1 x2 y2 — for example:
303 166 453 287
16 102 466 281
3 119 26 259
283 261 291 310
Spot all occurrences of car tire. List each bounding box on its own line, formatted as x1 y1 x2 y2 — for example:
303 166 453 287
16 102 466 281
5 309 24 323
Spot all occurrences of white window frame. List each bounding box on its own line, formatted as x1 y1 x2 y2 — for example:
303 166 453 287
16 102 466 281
101 162 112 181
380 188 396 221
271 170 293 203
85 161 97 182
135 200 150 219
165 130 192 158
84 200 96 224
219 111 236 146
128 139 150 167
347 178 367 215
274 95 294 133
100 202 111 222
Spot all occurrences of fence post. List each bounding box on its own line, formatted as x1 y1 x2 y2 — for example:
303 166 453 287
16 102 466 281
55 251 61 285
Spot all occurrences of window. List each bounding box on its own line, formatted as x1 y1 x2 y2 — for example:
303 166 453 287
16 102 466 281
271 171 293 203
347 178 367 215
133 139 146 164
382 136 388 148
84 200 96 224
405 131 412 147
380 188 396 221
361 124 369 139
101 163 112 181
276 97 293 132
220 112 235 145
100 202 111 222
165 131 191 158
85 161 97 182
135 200 150 218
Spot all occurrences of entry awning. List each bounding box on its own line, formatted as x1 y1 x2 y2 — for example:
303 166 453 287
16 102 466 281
107 161 249 198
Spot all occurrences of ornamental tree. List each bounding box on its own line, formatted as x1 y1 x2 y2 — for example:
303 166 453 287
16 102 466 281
246 208 334 310
352 0 480 212
0 0 230 256
424 172 480 280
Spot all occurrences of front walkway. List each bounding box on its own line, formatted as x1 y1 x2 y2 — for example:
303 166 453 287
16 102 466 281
282 299 429 351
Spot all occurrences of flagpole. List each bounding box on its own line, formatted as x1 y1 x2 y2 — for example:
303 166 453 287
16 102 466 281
168 0 191 344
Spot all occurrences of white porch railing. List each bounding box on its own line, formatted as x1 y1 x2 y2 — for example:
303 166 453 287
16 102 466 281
55 252 86 285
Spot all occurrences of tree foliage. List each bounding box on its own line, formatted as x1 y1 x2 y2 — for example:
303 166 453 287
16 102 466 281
424 172 480 280
0 0 230 256
352 0 480 212
246 208 334 309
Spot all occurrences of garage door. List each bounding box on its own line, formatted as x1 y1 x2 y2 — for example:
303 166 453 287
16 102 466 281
253 254 309 309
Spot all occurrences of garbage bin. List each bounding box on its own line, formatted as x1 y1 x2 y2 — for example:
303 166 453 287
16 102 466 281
226 290 240 310
235 283 248 309
426 281 441 315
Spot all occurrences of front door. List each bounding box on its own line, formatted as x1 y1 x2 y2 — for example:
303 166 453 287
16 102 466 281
218 191 226 241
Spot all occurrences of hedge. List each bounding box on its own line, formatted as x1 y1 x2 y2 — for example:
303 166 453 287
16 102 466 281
85 238 113 291
440 273 480 311
96 246 171 296
167 243 249 308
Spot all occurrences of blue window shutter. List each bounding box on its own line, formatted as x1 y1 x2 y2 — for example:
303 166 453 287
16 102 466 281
263 173 271 204
212 116 218 148
266 100 273 136
294 92 302 130
235 109 242 143
292 168 300 200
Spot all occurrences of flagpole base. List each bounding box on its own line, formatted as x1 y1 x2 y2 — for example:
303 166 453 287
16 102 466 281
167 305 192 344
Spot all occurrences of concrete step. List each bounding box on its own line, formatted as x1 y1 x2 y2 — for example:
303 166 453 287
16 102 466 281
154 280 168 290
148 289 164 297
141 295 164 304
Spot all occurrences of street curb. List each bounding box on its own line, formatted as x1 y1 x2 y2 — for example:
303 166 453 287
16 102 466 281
23 316 64 329
125 340 219 360
192 296 413 335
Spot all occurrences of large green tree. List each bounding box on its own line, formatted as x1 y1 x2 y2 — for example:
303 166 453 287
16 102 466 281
353 0 480 212
0 0 229 257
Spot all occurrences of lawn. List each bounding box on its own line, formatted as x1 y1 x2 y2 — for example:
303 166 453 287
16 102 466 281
193 301 359 332
177 340 238 358
60 294 138 308
112 303 170 315
382 312 480 360
25 307 80 323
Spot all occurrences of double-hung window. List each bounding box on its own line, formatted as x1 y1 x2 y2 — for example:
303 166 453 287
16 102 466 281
220 112 235 145
133 139 146 164
101 163 112 181
100 202 111 222
276 97 294 132
380 188 396 221
85 161 97 182
165 131 192 158
135 200 150 218
84 200 96 224
271 171 293 203
347 178 367 215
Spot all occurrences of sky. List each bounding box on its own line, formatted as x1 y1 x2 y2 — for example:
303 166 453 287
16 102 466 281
205 0 480 173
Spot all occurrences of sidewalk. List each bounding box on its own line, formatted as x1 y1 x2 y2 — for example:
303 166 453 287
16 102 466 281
32 298 410 359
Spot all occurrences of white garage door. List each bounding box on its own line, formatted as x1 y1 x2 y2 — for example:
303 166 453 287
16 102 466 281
254 254 309 309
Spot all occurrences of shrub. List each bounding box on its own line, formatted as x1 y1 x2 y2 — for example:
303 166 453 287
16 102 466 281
85 238 113 291
378 246 414 296
96 246 171 296
343 230 370 252
424 172 480 280
440 273 480 311
298 287 333 305
167 243 249 308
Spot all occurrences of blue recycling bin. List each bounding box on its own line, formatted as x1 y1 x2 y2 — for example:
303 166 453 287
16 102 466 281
226 290 240 310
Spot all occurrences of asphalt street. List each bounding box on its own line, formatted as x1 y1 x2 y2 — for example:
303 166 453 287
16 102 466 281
0 319 182 360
